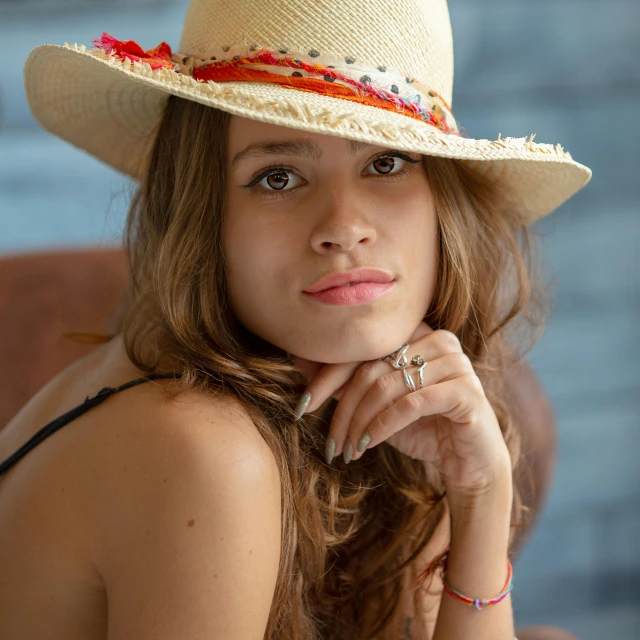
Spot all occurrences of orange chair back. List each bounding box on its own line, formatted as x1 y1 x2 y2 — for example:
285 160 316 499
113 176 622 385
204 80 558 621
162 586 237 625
0 248 127 428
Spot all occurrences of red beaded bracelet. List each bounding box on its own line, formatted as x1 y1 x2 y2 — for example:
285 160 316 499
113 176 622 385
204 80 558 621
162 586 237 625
411 547 513 610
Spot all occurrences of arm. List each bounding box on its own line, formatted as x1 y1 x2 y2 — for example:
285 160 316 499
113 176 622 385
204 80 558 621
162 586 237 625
408 359 547 639
93 398 282 639
432 475 515 640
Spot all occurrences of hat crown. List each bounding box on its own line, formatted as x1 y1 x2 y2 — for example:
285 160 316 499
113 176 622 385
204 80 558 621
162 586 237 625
178 0 455 106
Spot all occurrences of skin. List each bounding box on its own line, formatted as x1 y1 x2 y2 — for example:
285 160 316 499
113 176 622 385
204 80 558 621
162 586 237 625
224 115 578 639
225 115 509 497
0 115 574 640
224 115 439 365
0 334 282 640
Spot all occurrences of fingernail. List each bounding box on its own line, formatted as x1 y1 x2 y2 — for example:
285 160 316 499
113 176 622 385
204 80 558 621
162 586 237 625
343 441 354 464
356 431 371 453
325 436 336 465
295 390 312 420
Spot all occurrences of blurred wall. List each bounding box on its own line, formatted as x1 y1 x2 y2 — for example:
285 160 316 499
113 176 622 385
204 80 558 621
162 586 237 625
1 1 639 638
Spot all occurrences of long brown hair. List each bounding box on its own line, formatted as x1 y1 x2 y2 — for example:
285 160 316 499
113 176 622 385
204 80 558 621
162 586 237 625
71 94 550 638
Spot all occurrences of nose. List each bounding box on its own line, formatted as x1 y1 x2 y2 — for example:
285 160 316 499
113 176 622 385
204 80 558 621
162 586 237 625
309 201 377 253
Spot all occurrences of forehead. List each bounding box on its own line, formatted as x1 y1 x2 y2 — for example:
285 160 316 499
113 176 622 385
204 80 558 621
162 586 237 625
228 115 387 168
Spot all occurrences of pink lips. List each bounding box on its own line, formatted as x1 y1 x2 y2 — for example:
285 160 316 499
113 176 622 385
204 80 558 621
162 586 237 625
304 281 396 305
303 268 396 306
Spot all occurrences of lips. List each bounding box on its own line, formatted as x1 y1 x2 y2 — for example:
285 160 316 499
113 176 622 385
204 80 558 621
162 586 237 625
305 268 395 293
304 281 397 305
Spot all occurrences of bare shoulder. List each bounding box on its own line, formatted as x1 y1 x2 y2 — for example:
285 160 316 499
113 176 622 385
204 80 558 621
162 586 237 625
83 380 281 514
88 382 282 639
89 379 280 488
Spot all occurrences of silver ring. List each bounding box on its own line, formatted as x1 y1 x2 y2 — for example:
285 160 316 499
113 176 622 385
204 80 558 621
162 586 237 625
381 343 410 369
402 359 428 391
402 367 417 391
417 361 428 389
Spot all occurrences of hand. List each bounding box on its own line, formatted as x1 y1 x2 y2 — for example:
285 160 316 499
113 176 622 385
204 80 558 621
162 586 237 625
298 321 512 501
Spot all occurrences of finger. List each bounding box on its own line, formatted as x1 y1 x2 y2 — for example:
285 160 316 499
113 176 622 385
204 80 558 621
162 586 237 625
331 332 463 462
328 337 435 459
300 361 360 415
298 327 454 419
359 373 486 452
327 360 390 460
408 320 436 343
383 329 464 372
301 322 437 417
348 352 475 462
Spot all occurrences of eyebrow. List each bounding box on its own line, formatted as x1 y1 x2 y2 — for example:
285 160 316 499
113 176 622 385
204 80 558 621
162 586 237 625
231 138 379 168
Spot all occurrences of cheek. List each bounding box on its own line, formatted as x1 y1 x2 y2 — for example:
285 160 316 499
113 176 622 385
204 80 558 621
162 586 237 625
223 211 294 309
401 202 439 305
225 208 267 275
403 205 438 262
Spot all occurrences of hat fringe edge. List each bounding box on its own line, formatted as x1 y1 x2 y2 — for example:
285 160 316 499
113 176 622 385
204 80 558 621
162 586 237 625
60 41 582 165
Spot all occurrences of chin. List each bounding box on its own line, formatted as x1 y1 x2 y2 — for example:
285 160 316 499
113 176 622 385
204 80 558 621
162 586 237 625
247 308 427 364
288 334 408 364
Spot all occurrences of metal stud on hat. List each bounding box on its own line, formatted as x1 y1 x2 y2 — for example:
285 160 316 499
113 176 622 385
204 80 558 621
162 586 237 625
23 0 591 223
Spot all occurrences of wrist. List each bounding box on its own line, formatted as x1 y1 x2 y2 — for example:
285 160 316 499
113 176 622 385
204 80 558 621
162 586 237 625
447 470 513 526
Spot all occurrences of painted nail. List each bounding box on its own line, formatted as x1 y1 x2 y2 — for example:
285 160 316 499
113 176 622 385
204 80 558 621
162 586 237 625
295 390 312 420
325 436 336 465
356 430 371 453
343 441 354 464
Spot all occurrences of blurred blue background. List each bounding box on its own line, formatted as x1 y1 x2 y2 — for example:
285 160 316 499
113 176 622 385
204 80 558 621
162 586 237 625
1 1 639 638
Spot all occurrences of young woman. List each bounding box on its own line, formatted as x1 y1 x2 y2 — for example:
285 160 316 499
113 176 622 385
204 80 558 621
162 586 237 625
2 1 591 638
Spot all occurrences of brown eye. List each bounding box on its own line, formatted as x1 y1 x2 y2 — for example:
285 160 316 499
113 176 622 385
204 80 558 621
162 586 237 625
243 152 420 200
366 152 420 179
371 155 397 175
265 171 290 191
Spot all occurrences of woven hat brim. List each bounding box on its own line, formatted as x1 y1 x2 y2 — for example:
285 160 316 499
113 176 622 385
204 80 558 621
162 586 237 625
24 43 592 224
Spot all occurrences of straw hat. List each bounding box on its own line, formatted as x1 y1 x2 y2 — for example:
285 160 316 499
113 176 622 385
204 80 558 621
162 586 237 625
23 0 591 224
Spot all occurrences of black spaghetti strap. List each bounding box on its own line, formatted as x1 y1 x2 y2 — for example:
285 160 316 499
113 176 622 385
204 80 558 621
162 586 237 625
0 372 183 477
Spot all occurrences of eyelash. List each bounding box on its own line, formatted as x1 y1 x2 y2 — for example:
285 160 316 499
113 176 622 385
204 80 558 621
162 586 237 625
242 152 421 200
